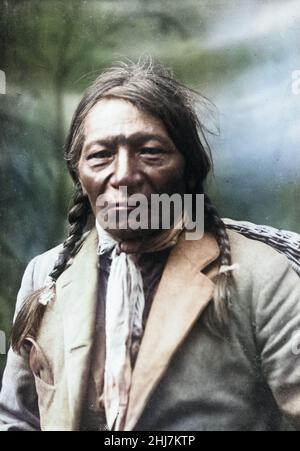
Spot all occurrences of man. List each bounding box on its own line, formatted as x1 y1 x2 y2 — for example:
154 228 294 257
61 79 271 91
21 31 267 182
1 60 300 431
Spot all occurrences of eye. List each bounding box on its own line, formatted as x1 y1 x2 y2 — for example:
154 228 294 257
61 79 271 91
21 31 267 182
87 150 113 161
139 147 166 157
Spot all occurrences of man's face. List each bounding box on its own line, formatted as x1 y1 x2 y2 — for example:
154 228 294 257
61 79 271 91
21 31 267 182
78 98 186 241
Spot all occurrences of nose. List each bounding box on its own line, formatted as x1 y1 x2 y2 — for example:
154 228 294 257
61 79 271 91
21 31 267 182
109 148 143 191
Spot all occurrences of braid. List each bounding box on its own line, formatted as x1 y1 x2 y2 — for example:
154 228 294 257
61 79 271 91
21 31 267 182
12 184 92 353
50 184 91 281
204 194 233 334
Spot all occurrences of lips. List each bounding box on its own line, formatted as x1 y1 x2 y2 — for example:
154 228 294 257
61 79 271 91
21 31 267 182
107 202 135 210
112 206 135 211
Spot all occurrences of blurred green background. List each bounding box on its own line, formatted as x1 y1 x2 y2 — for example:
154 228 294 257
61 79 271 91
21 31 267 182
1 0 300 377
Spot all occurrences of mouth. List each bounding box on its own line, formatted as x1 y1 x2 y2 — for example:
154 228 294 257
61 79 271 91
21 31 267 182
107 202 136 211
112 206 135 211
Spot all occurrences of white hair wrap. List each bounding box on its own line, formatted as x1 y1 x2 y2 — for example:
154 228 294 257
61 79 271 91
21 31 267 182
219 263 240 274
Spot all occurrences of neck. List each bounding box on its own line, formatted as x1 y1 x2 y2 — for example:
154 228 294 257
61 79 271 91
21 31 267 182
96 221 185 255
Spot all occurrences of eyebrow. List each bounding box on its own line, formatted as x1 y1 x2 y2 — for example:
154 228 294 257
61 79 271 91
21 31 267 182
83 132 175 153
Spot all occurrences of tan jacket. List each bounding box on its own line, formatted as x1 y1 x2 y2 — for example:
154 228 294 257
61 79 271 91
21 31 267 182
1 228 300 431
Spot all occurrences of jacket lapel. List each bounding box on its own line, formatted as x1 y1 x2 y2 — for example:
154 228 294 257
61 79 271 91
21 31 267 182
124 232 220 431
56 228 99 430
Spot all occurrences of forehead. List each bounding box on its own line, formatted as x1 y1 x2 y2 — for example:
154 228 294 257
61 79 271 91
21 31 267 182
84 98 169 140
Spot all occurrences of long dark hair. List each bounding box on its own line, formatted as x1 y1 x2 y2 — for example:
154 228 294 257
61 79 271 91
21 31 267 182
12 58 232 352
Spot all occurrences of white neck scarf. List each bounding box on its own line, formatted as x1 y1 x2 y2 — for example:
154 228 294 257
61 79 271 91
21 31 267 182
96 219 186 431
97 222 145 431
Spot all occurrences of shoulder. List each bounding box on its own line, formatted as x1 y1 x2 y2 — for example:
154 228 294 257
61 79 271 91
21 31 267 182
15 230 95 313
26 243 64 291
227 227 284 265
15 243 63 313
226 228 297 299
28 230 94 290
224 217 300 275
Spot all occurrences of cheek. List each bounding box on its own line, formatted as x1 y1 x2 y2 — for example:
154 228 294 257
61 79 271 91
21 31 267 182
150 156 186 192
78 163 105 203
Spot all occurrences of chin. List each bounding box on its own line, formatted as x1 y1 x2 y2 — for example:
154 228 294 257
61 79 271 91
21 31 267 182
105 225 157 242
